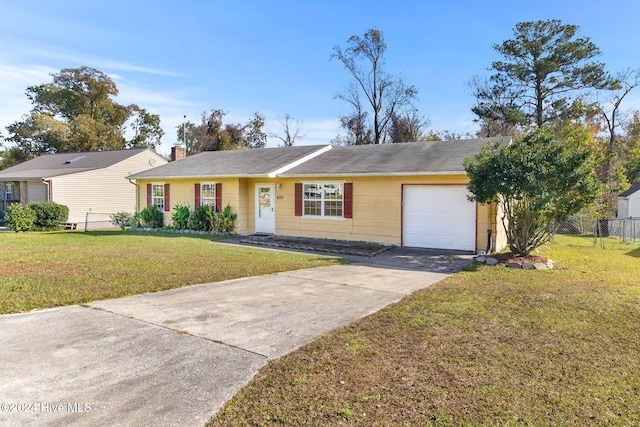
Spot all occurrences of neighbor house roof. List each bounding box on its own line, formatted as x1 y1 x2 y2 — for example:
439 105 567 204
280 137 511 177
619 182 640 198
0 148 156 180
128 145 332 179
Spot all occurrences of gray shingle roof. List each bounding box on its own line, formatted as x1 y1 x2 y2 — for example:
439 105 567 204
280 138 510 177
126 138 509 180
619 182 640 197
0 148 153 180
128 145 332 179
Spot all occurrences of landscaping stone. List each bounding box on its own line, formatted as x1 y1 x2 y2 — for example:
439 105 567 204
485 257 499 266
507 262 522 269
476 255 487 263
534 262 548 270
522 262 534 270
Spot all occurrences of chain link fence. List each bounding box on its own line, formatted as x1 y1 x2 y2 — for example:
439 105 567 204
552 214 640 247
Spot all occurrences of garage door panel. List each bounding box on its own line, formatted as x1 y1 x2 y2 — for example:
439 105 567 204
403 185 476 251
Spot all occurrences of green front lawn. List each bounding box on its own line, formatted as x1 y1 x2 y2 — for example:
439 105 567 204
0 230 346 314
208 236 640 426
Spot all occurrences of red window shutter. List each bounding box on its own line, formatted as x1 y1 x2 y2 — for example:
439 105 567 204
146 184 152 207
194 183 201 207
164 183 170 212
295 183 303 216
344 182 353 218
215 183 222 213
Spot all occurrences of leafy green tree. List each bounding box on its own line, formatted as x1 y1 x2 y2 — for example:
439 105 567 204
623 111 640 184
178 109 267 154
243 112 267 149
464 128 603 255
127 104 164 149
332 27 419 144
473 20 617 131
5 66 163 158
469 74 528 137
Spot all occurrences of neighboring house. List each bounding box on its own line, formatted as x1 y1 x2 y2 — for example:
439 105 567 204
618 183 640 218
128 139 510 253
0 148 167 228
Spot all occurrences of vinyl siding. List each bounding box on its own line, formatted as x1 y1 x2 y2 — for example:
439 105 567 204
630 192 640 217
51 151 166 224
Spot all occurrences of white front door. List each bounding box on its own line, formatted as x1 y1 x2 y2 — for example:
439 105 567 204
255 184 275 234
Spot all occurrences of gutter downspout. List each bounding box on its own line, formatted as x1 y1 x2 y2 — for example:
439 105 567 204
127 178 138 215
42 178 52 202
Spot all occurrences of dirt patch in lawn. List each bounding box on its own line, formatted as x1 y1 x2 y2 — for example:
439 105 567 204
491 251 548 264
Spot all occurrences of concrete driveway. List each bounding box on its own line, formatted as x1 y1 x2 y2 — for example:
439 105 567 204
0 246 472 427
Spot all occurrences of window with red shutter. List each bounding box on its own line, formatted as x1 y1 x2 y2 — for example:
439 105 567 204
344 182 353 218
163 183 170 212
215 183 222 213
295 183 303 216
146 183 152 207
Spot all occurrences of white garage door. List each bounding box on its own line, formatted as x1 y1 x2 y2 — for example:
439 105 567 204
403 185 476 251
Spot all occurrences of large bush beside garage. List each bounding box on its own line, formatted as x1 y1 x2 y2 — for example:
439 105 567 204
28 201 69 230
6 201 68 232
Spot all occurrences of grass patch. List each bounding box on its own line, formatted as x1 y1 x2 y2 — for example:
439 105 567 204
208 235 640 426
0 229 346 314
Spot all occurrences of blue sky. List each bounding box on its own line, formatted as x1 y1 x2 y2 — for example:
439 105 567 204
1 0 640 156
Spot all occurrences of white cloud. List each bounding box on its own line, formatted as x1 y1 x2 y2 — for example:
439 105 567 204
26 48 185 77
0 64 57 136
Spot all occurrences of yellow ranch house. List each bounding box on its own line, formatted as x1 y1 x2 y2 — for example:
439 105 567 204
128 139 509 253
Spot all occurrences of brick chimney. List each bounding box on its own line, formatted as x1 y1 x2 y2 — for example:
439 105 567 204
170 145 185 162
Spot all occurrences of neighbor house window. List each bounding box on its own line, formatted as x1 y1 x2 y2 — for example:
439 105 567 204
303 182 343 218
151 183 164 211
5 183 14 201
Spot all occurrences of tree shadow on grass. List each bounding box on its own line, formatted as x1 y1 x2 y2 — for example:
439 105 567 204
626 247 640 258
55 229 230 242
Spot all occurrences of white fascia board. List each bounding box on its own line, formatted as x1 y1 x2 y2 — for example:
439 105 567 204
278 171 467 178
268 145 333 178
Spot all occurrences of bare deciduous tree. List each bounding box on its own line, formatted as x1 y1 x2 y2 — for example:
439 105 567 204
269 114 305 147
331 27 418 144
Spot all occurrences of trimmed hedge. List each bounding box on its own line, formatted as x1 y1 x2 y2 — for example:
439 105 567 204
29 201 69 230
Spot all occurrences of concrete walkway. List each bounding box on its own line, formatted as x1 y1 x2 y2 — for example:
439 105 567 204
0 246 472 427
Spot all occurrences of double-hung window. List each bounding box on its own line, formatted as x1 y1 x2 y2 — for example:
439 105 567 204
200 183 216 210
151 183 165 212
303 182 343 218
4 183 14 201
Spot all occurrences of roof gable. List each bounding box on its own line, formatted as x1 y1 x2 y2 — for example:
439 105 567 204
0 148 157 180
619 182 640 198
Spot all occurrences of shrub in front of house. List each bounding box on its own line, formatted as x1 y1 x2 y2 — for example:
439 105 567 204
110 212 134 231
187 205 213 231
213 204 237 233
136 206 164 228
28 201 69 230
171 204 191 230
6 203 36 232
